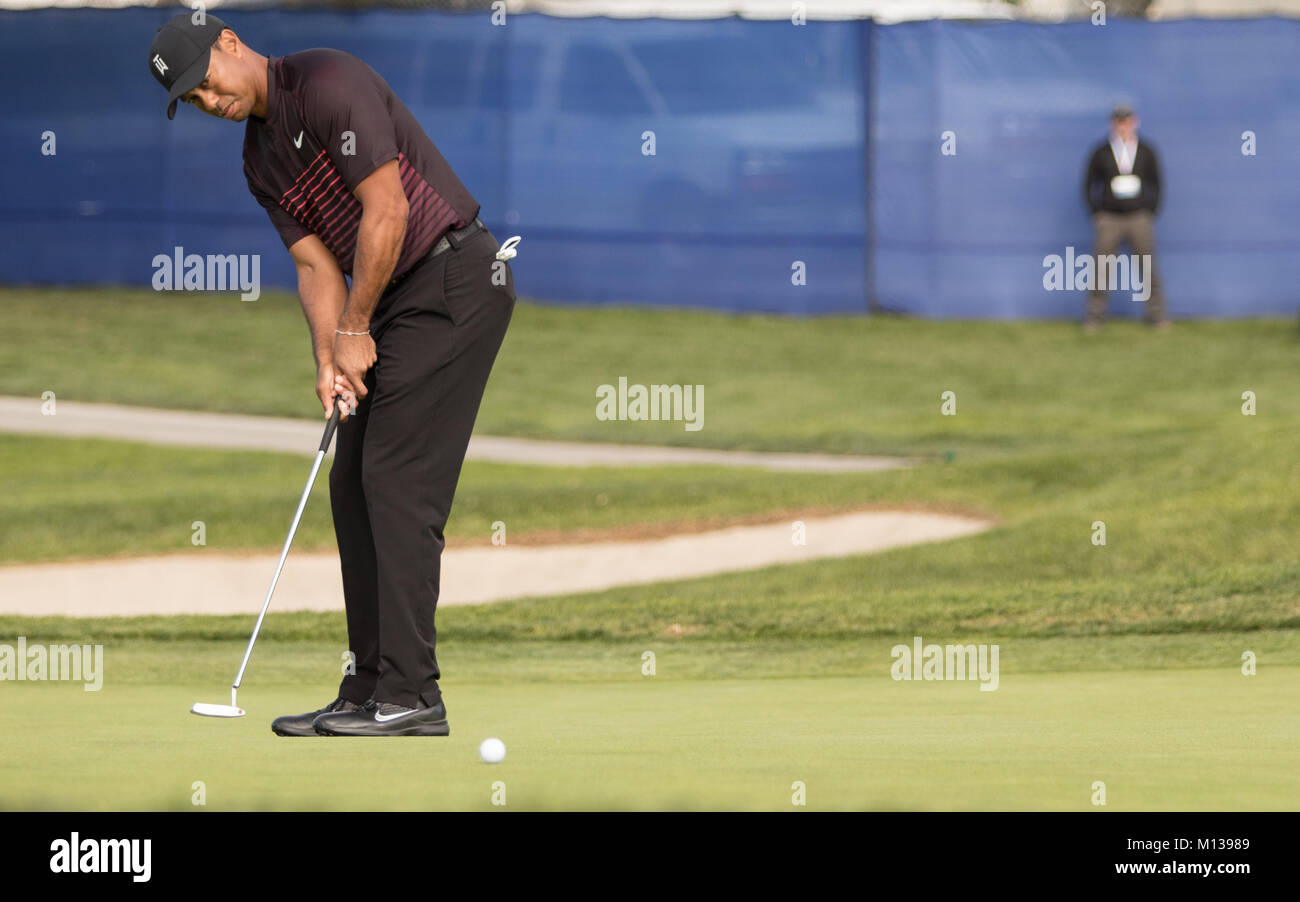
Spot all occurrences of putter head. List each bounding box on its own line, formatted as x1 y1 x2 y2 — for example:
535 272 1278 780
191 702 245 718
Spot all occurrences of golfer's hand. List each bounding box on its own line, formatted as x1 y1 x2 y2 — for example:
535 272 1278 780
316 361 337 417
316 361 358 422
332 332 376 404
333 372 359 422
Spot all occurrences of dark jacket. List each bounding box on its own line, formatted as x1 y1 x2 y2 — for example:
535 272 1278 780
1084 138 1161 215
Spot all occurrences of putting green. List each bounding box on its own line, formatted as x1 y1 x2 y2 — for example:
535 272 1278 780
5 298 1300 810
2 650 1294 811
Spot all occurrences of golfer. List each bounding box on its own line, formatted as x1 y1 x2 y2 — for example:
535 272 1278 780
148 14 517 736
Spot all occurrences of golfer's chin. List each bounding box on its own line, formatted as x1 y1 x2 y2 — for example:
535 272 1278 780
212 101 248 122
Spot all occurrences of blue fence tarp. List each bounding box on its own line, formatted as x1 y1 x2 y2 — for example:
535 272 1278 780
0 10 1296 317
872 18 1300 318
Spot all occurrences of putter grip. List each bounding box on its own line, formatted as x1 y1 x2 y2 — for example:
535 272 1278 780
320 403 342 452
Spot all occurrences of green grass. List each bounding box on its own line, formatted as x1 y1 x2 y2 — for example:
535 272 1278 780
4 619 1299 680
1 630 1296 810
4 433 907 563
4 288 1300 809
5 287 1300 455
3 423 1299 642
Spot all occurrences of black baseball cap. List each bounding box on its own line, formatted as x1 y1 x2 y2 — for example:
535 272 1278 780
148 12 229 120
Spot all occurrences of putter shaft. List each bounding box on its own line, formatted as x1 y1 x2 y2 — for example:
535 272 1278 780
230 403 342 693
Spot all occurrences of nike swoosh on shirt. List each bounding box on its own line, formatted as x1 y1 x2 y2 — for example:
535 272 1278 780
293 130 304 149
374 709 419 723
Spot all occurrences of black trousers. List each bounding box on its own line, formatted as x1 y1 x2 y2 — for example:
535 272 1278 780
331 225 515 709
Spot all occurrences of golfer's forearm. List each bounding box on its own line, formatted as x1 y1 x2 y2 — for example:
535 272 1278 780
296 266 346 366
339 208 407 332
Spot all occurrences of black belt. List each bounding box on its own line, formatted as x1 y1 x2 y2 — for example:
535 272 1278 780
387 217 485 289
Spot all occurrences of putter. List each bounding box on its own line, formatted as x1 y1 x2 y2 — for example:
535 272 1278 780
191 400 345 718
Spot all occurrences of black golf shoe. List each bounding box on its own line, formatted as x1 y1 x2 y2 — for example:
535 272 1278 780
313 698 450 737
271 697 366 737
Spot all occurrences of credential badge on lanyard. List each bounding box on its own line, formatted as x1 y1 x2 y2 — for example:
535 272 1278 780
1110 139 1141 199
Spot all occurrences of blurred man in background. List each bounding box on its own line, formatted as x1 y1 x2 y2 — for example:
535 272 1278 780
1082 104 1169 332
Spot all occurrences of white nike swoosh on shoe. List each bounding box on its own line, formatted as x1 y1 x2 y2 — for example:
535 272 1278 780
293 130 304 149
374 708 420 723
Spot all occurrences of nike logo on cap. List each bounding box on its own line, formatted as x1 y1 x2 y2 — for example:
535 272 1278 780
293 130 304 149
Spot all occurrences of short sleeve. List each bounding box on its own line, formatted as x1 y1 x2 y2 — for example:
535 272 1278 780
301 56 401 194
246 167 310 250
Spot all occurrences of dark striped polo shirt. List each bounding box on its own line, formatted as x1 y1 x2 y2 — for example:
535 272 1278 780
242 49 478 278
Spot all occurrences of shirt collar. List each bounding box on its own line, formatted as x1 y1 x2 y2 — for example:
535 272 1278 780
261 56 280 125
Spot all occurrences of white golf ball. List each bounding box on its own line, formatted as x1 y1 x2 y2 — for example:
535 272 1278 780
479 737 506 764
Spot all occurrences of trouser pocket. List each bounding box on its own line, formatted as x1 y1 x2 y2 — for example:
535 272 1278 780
442 229 515 331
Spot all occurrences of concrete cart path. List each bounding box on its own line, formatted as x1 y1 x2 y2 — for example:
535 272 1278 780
0 396 909 473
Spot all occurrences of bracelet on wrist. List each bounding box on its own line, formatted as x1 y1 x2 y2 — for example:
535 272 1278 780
335 328 370 336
